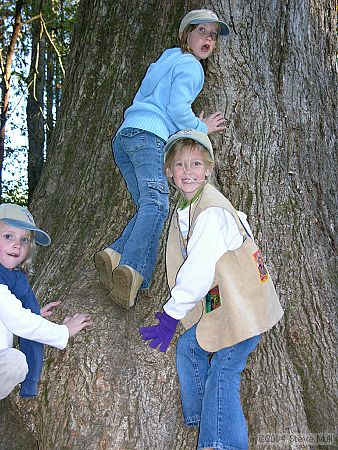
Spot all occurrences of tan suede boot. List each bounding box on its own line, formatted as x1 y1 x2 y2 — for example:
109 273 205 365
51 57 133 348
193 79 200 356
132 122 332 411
94 248 121 291
111 264 144 309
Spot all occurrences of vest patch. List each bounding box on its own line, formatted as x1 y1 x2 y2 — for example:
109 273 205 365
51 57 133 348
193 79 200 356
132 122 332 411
205 285 221 313
252 249 269 284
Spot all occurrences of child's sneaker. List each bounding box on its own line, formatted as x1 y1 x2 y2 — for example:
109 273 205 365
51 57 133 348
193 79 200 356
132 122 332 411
94 248 121 291
111 265 143 309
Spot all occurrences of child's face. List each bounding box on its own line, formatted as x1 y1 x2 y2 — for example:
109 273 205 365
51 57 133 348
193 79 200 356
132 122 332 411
187 22 218 60
167 145 212 200
0 223 31 270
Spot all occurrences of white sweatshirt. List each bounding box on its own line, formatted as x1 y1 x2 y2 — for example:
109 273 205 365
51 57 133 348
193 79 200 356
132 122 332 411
0 284 69 350
163 206 253 320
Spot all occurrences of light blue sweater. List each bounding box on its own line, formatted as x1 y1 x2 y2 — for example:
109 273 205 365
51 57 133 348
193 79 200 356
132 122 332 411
118 48 208 141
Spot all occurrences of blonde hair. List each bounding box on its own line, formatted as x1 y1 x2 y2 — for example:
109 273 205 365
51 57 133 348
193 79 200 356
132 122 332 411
164 139 214 185
20 235 37 275
179 24 220 73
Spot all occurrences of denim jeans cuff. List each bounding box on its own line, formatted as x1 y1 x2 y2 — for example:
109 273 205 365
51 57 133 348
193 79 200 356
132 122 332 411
184 414 200 427
198 442 244 450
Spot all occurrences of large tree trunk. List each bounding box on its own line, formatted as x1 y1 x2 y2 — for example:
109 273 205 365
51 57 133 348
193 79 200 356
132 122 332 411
1 0 336 448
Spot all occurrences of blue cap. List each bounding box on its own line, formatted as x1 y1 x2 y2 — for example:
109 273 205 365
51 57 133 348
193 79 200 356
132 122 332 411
0 203 51 246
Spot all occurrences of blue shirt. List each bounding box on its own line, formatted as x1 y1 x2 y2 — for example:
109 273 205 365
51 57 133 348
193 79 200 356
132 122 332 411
118 48 208 140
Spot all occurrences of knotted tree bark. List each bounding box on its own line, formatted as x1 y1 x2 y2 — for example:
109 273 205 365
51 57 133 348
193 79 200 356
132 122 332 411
1 0 336 449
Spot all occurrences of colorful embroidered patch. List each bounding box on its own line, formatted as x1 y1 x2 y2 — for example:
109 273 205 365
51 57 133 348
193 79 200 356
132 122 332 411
205 285 221 313
252 249 269 284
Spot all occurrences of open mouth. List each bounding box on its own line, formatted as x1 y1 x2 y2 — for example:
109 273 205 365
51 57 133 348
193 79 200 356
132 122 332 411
202 44 210 52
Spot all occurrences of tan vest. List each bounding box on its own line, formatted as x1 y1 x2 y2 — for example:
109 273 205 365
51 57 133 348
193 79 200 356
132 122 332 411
166 183 284 352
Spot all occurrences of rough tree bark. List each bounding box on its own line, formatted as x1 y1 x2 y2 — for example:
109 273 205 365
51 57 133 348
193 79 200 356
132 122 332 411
1 0 336 449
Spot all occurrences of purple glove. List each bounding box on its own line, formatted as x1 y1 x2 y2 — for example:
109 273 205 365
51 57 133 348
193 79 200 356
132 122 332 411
139 311 179 352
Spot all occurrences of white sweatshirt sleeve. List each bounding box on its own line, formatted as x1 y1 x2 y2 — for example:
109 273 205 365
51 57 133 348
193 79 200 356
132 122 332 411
163 207 250 320
0 284 69 349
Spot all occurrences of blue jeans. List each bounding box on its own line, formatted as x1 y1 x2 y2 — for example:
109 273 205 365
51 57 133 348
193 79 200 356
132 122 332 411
110 128 169 288
176 325 260 450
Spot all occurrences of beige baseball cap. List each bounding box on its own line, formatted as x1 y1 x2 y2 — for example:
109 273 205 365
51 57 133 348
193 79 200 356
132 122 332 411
164 129 214 162
179 9 229 36
0 203 51 246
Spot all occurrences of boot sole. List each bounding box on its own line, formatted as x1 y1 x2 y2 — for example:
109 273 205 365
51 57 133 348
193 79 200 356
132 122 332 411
111 266 136 309
94 251 114 291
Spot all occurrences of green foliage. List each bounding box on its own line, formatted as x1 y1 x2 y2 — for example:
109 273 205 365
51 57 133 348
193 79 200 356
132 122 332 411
2 179 28 206
2 143 28 205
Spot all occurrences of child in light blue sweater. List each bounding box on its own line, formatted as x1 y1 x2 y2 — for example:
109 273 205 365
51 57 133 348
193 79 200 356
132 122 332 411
95 9 229 309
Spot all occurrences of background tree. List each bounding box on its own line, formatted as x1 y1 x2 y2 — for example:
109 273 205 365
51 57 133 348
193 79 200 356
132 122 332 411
0 0 24 200
26 0 78 201
0 0 336 449
0 0 78 203
26 0 45 202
